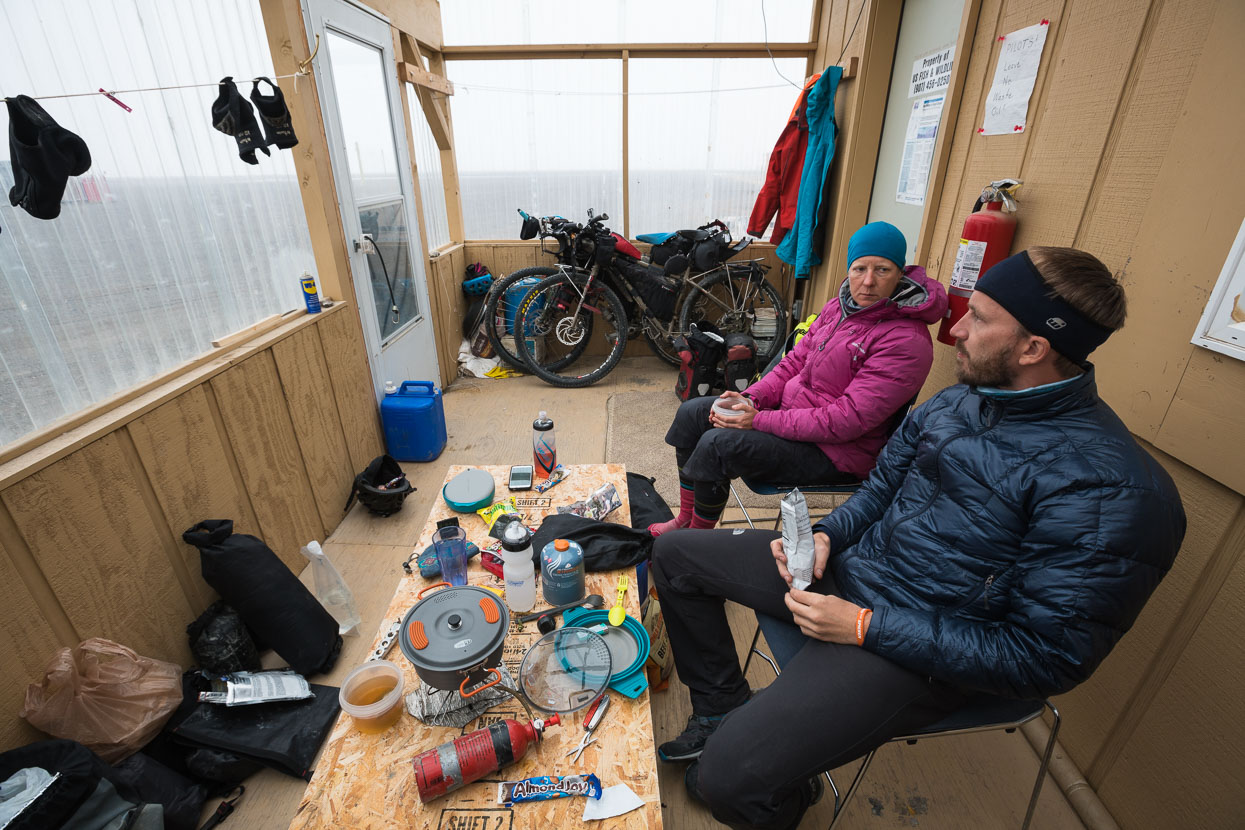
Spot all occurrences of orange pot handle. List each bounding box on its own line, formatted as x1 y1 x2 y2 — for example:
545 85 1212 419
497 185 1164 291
417 582 450 600
460 667 502 698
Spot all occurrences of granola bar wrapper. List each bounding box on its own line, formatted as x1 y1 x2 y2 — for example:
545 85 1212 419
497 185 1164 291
499 774 602 805
780 489 815 590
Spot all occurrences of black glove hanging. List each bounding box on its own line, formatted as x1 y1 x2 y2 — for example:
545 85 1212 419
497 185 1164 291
249 77 298 150
210 77 270 165
6 94 92 220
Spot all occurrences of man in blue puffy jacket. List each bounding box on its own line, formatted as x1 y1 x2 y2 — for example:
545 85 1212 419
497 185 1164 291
651 247 1186 830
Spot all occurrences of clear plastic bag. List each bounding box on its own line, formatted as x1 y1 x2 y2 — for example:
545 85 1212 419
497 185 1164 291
20 638 182 763
300 541 361 636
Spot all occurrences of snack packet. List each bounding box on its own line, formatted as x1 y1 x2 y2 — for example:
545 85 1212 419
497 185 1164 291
556 483 622 521
477 497 519 532
780 489 815 590
197 670 313 706
499 774 602 805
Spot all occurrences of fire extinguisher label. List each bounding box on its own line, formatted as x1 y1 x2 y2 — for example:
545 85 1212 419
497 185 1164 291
951 238 989 291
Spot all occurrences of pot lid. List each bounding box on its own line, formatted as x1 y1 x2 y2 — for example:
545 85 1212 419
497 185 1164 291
400 585 509 673
519 626 612 714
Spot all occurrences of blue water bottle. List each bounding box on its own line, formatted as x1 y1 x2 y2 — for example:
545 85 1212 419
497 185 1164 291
301 272 322 313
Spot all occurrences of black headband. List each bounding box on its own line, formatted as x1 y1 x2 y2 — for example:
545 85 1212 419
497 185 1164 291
974 251 1113 363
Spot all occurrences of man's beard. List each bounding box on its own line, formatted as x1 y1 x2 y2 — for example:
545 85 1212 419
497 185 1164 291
955 342 1018 387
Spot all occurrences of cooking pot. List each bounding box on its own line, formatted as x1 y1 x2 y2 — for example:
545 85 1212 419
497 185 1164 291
399 582 509 697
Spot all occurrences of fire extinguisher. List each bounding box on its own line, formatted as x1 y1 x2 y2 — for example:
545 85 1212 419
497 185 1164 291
412 714 561 802
937 179 1023 345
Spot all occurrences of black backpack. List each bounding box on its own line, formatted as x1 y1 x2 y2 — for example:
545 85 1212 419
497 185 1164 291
673 323 726 401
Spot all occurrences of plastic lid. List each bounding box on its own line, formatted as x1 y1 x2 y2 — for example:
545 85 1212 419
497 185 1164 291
501 521 532 552
518 627 612 714
533 411 554 430
554 539 569 551
443 468 496 512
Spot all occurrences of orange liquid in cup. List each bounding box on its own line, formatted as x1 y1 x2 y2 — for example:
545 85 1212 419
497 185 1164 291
344 675 402 733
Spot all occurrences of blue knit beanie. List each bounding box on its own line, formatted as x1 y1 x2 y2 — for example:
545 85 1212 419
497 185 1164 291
846 221 907 271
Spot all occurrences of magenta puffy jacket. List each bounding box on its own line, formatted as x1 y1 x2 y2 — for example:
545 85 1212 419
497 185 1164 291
746 267 948 478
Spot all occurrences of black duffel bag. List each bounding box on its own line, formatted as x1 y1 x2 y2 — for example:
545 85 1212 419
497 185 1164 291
182 520 341 676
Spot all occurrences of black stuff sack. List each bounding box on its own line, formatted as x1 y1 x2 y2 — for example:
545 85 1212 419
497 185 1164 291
532 513 652 572
344 454 414 517
723 333 758 393
674 322 726 402
171 683 341 781
186 601 261 675
182 520 342 676
626 472 673 530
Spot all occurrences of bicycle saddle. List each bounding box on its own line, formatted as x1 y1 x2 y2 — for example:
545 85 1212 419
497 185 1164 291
677 228 713 241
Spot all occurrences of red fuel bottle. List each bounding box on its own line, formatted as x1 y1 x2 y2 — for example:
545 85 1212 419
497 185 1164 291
412 714 561 802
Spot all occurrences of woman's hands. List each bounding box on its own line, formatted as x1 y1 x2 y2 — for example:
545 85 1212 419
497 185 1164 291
770 531 870 644
708 391 757 430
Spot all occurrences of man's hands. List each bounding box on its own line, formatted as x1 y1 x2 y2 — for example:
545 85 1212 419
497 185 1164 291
770 531 871 644
708 391 757 430
770 531 832 585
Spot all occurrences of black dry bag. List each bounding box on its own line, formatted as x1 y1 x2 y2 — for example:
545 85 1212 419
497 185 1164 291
674 323 726 401
182 520 341 676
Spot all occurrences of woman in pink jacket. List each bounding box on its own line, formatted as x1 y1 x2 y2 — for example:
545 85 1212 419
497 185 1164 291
650 222 948 536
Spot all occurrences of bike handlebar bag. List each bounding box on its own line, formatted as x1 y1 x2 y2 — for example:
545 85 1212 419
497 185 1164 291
182 520 342 676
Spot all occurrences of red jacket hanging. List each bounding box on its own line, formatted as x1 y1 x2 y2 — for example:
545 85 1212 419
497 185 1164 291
747 74 820 245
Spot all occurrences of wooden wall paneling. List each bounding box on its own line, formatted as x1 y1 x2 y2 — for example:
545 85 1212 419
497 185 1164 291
0 524 74 751
358 0 443 51
1078 0 1231 442
1154 350 1245 496
210 352 325 571
126 386 259 610
1 434 195 664
271 327 357 536
1055 445 1240 779
1093 507 1245 829
427 246 465 389
317 308 385 472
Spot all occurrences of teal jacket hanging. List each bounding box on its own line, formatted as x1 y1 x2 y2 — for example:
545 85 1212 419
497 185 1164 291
776 66 842 278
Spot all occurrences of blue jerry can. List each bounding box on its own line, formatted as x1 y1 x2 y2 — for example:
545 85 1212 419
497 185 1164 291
381 381 447 462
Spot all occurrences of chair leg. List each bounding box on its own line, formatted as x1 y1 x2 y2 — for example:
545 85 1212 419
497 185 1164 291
827 749 877 830
729 482 756 530
1021 701 1061 830
742 622 763 676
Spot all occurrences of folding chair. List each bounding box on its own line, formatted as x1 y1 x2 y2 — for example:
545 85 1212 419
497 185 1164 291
745 612 1061 830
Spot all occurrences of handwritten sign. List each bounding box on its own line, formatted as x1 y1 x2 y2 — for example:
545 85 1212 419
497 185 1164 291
981 21 1049 135
909 45 955 98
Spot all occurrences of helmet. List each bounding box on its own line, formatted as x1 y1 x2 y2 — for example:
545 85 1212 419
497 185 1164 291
462 262 494 296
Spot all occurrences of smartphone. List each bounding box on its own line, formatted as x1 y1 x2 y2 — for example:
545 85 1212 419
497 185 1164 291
508 464 534 490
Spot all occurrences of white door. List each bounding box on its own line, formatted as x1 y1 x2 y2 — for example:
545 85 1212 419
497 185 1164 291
304 0 440 401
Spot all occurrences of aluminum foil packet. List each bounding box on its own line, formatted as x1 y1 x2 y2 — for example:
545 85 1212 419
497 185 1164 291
197 670 312 706
499 773 602 805
556 483 622 521
780 489 815 590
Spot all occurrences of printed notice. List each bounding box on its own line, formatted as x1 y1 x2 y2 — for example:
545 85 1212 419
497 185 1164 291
909 45 955 98
981 21 1049 135
896 95 945 206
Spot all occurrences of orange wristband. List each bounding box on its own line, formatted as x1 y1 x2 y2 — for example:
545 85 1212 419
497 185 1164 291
855 608 871 646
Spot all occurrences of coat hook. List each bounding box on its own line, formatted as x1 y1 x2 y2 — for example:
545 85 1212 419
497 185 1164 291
298 34 321 76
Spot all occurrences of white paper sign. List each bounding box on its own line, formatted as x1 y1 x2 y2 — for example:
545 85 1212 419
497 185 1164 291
896 95 945 205
909 45 955 98
981 21 1050 135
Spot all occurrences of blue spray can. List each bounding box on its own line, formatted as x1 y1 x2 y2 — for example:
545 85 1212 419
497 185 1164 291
301 272 322 313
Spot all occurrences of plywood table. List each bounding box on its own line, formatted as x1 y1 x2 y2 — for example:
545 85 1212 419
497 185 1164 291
291 463 663 830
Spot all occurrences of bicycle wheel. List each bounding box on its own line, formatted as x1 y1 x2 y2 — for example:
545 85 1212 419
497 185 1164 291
483 266 558 369
678 263 788 367
642 324 683 367
515 272 629 388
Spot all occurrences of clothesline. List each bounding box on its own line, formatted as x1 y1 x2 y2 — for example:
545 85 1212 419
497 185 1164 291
3 71 309 104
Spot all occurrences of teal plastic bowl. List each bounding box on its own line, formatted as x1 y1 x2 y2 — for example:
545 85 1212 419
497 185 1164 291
562 607 651 698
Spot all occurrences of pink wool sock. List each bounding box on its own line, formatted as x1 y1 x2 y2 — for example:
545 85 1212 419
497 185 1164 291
650 486 694 537
688 512 719 530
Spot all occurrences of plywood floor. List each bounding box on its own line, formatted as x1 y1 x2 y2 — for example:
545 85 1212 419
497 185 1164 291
226 356 1086 830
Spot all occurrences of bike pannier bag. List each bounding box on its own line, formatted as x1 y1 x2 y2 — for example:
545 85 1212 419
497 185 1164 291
674 323 726 401
723 333 758 392
182 520 342 677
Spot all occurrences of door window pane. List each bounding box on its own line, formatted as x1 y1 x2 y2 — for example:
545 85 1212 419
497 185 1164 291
359 201 421 340
447 60 622 240
325 31 401 201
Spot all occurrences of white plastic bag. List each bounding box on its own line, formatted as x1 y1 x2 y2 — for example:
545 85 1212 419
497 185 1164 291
300 541 361 636
780 489 816 590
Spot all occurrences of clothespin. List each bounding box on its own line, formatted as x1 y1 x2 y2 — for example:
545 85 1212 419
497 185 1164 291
99 89 131 112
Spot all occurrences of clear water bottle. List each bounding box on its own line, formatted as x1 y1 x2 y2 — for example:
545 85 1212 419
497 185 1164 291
500 522 537 612
533 411 556 479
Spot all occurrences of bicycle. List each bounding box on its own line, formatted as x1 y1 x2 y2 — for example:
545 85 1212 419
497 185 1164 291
507 211 787 388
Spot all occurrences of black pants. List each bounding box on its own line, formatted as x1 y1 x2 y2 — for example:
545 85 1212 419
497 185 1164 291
666 396 856 485
651 528 967 830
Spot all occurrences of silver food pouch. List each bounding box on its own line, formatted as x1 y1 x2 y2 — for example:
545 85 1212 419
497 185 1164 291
780 489 815 590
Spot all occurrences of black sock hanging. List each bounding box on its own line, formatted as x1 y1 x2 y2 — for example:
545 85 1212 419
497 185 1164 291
6 94 92 220
249 77 298 150
210 77 270 165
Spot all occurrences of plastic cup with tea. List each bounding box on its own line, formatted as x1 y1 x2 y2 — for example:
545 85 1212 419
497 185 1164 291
338 660 405 733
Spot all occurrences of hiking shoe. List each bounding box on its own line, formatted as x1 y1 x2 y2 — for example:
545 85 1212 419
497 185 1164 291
658 713 725 762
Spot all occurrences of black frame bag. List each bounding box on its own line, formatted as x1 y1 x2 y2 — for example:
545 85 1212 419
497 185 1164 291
182 520 342 676
345 454 414 517
674 323 726 401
